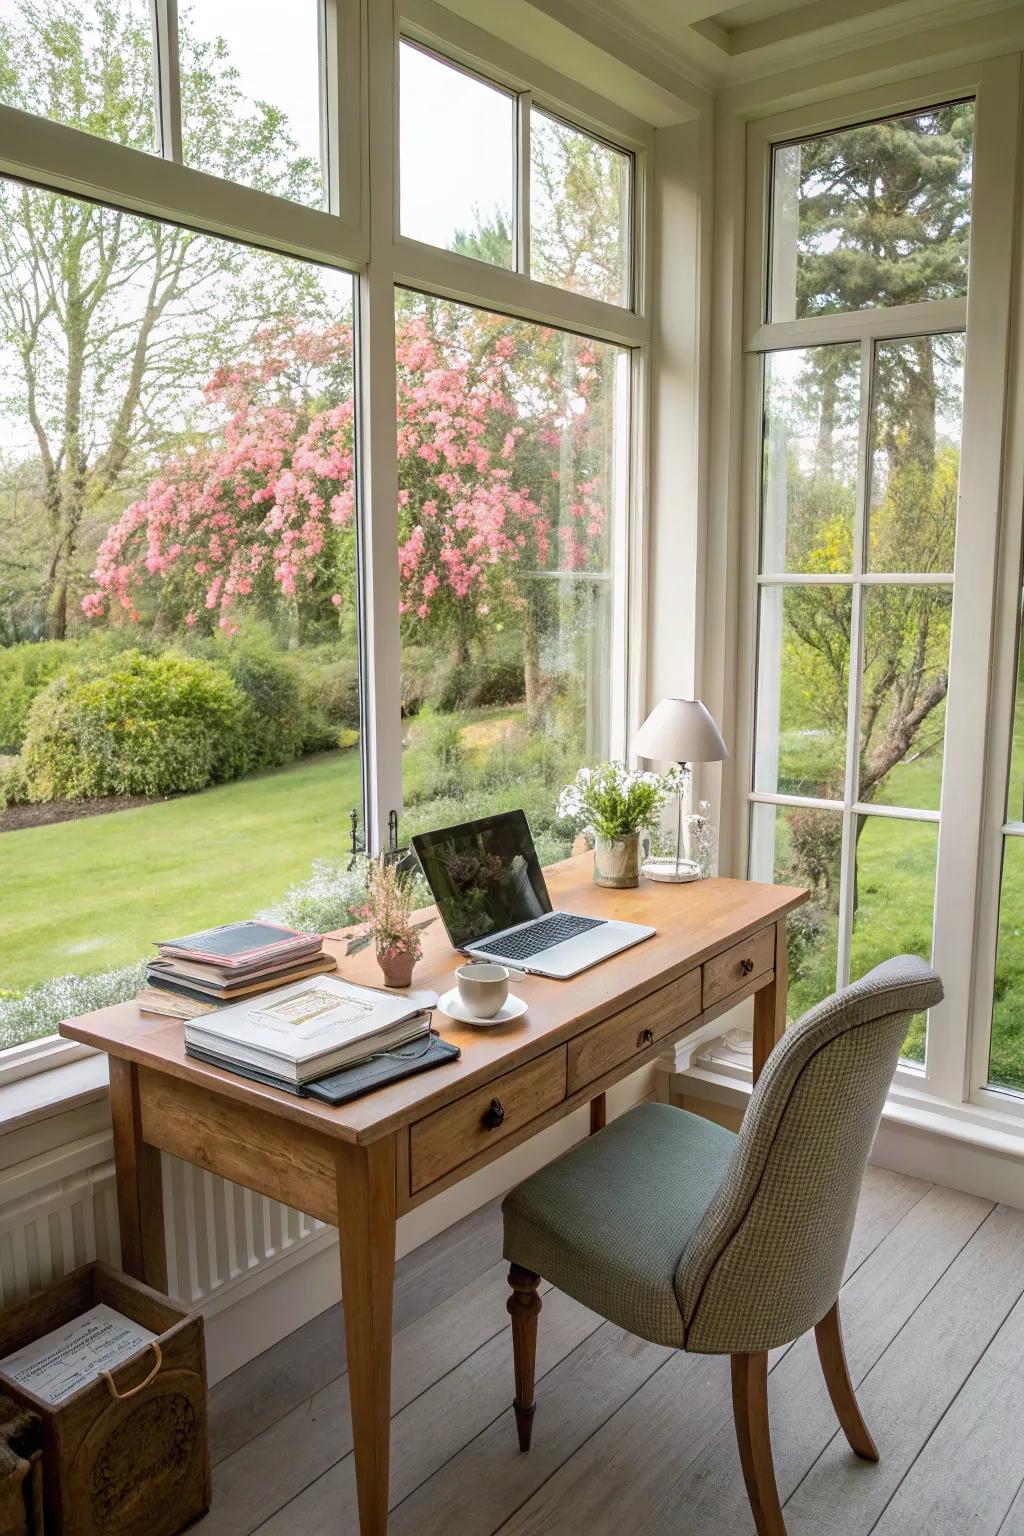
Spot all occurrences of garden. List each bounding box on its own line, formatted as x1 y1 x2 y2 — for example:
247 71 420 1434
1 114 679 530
0 2 1020 1100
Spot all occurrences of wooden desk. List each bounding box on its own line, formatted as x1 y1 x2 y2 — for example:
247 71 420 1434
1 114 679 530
60 858 806 1536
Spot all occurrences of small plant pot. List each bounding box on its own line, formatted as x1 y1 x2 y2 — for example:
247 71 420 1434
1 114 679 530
593 832 641 889
377 947 415 988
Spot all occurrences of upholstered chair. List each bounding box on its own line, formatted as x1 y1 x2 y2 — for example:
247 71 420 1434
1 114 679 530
501 954 943 1536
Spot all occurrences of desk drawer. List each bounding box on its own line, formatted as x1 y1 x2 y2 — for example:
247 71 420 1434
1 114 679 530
409 1048 567 1194
567 969 702 1094
703 926 775 1010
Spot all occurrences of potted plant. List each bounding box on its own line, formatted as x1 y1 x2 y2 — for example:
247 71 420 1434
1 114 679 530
558 763 674 888
361 858 424 987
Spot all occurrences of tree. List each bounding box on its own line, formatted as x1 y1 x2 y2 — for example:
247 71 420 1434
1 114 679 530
81 309 612 726
0 0 321 639
774 106 971 832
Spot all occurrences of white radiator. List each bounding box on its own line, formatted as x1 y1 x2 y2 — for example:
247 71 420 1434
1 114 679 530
0 1130 325 1311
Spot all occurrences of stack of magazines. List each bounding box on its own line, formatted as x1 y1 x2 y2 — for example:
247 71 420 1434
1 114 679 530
183 974 439 1096
137 920 338 1019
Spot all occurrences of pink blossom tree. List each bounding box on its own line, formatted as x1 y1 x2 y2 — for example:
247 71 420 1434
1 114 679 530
83 303 613 716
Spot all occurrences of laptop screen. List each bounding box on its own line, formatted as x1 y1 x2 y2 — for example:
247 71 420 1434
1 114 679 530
412 811 552 949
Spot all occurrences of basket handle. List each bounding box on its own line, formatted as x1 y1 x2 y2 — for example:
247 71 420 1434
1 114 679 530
101 1340 163 1400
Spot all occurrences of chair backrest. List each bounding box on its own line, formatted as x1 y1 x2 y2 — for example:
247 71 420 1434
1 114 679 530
675 955 942 1355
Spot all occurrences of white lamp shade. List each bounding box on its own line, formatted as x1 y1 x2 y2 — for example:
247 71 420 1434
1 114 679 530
633 697 729 765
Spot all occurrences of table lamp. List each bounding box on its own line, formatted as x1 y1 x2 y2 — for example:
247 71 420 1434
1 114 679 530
632 697 729 882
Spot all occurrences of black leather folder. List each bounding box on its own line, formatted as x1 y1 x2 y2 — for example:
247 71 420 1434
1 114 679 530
185 1032 460 1103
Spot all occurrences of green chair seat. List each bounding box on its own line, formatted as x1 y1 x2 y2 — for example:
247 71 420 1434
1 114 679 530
502 1101 737 1347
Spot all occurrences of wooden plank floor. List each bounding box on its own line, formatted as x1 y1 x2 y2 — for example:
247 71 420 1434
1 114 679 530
198 1165 1024 1535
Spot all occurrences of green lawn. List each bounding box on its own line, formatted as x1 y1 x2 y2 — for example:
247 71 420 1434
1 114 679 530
776 721 1024 1091
1 749 362 991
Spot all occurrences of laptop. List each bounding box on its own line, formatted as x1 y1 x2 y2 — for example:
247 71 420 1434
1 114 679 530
411 810 655 979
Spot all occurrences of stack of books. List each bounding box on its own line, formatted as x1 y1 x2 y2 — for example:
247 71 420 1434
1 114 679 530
137 920 338 1020
183 974 437 1091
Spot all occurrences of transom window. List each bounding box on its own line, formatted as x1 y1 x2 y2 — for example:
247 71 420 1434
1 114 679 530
398 39 635 309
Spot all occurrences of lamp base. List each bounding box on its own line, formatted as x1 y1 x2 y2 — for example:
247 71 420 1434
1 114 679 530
641 856 700 884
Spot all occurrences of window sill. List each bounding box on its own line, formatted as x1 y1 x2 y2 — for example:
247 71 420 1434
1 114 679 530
674 1059 1024 1162
0 1052 109 1136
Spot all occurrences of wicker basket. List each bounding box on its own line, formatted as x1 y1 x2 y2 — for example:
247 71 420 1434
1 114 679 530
0 1263 210 1536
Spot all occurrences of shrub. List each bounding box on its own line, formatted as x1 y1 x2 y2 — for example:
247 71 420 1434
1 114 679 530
296 655 361 750
436 660 524 712
223 647 306 769
259 856 429 935
21 650 250 800
0 631 161 755
0 754 28 808
0 963 145 1050
403 707 465 804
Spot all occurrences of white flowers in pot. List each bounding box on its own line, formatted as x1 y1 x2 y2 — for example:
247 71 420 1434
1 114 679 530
558 762 682 888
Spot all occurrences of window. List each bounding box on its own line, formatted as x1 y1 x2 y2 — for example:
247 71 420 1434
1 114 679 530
399 42 515 266
179 0 326 206
0 11 646 1066
769 103 974 321
0 176 359 1044
397 41 636 308
0 0 156 152
0 0 329 207
530 111 632 307
395 291 629 864
749 101 974 1063
987 581 1024 1095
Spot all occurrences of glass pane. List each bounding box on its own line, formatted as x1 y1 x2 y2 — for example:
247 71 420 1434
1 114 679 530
179 0 324 207
1007 587 1024 824
0 0 155 152
850 815 938 1064
754 585 851 799
769 102 974 322
395 291 627 866
860 587 952 811
760 345 860 575
530 110 631 307
867 335 964 573
0 178 361 1050
750 802 841 1022
399 42 515 268
990 837 1024 1094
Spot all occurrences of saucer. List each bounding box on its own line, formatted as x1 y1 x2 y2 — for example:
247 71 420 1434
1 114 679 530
438 988 528 1027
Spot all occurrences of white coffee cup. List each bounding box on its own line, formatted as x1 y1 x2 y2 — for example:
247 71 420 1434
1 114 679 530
456 961 517 1018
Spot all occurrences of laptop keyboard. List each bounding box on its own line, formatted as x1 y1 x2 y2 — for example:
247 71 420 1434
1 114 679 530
478 912 606 961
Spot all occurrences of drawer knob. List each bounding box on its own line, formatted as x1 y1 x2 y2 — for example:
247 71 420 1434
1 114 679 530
740 957 754 976
637 1028 654 1049
482 1097 506 1130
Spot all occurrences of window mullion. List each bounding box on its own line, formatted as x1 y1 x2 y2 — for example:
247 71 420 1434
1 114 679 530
516 90 531 279
836 338 873 989
151 0 182 165
319 0 337 214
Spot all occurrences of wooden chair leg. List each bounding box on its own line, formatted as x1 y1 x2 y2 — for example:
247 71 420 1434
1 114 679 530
731 1352 787 1536
814 1300 879 1462
507 1265 542 1451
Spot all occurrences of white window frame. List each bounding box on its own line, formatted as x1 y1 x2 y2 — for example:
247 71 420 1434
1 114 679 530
733 57 1024 1135
0 0 653 1084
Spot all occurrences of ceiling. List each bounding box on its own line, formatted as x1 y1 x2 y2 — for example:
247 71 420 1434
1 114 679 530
537 0 1024 90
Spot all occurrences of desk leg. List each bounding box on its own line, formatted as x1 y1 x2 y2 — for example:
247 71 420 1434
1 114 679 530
108 1059 167 1291
752 918 789 1084
337 1137 397 1536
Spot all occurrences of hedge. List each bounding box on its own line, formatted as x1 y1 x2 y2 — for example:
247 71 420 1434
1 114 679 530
21 650 251 800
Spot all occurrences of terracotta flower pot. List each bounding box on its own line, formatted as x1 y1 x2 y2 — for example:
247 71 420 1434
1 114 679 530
378 946 415 988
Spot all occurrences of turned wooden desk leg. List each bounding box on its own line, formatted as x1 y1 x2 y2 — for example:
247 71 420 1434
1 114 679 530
108 1058 167 1291
589 1093 607 1133
337 1136 397 1536
752 918 789 1084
